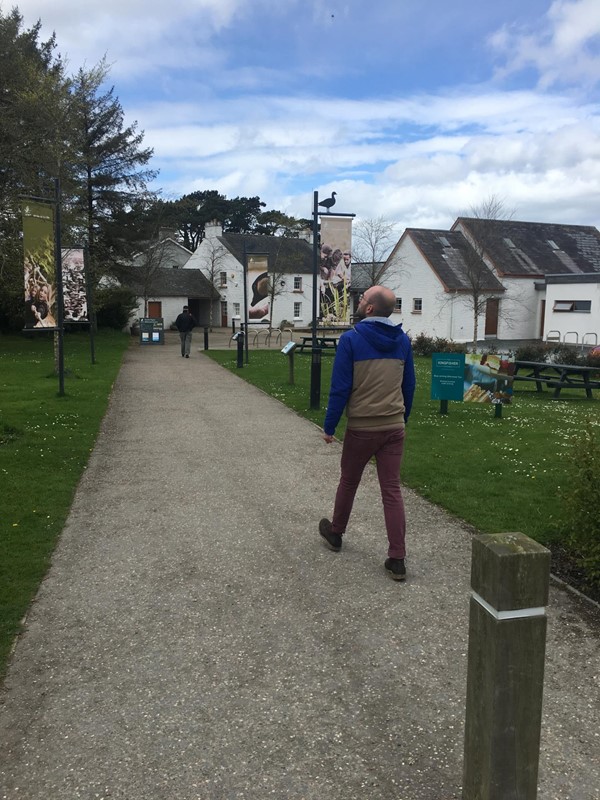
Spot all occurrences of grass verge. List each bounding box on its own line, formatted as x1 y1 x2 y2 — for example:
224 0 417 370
205 349 600 594
0 330 130 676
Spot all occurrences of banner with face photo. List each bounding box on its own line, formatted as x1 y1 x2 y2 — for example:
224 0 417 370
319 215 352 324
62 248 88 323
22 201 57 330
247 253 270 322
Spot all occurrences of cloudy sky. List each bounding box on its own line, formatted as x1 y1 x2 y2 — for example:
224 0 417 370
11 0 600 231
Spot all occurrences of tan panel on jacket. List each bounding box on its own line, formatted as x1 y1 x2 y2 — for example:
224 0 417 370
347 359 407 430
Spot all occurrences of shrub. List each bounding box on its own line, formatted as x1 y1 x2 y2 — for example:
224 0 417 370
410 333 435 356
547 343 584 365
515 342 551 362
585 350 600 371
411 333 467 356
559 424 600 592
95 286 138 330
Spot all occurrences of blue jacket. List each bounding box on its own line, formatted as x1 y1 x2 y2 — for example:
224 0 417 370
324 319 416 436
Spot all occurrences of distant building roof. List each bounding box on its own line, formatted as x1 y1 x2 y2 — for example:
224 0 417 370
218 234 313 274
545 273 600 284
128 267 216 298
407 229 505 292
349 262 386 290
454 218 600 277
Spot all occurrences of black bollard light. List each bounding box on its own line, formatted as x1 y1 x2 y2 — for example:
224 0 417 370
236 330 244 368
203 326 209 350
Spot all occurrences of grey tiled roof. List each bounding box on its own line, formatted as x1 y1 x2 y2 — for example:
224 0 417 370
219 234 313 274
454 218 600 277
127 268 217 298
407 229 505 292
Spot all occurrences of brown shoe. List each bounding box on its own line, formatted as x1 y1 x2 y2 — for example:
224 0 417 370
319 518 342 552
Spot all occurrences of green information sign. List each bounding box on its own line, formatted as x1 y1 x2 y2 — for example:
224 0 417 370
431 352 465 401
139 317 164 345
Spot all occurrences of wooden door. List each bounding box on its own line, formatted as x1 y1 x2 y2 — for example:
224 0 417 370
148 301 162 319
484 298 499 336
220 301 228 327
539 300 546 338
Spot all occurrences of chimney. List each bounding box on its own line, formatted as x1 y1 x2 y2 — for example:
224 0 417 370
205 219 223 238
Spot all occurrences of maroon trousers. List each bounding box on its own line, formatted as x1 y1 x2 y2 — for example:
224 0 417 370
331 427 407 559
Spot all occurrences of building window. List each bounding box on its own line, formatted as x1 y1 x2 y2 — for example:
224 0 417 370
294 302 302 319
219 271 227 287
233 303 241 316
553 300 591 312
394 297 402 313
294 276 302 291
412 298 422 313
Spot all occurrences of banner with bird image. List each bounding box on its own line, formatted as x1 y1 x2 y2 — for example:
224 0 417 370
247 253 270 321
319 215 352 324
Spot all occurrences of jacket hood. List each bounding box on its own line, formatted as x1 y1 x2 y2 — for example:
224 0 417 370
354 319 406 353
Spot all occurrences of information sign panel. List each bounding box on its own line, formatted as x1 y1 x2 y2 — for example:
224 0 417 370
139 317 164 345
431 353 465 401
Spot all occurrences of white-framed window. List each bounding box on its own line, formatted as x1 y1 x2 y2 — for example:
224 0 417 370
293 276 302 291
294 302 302 319
394 297 402 313
412 298 422 313
219 271 227 287
233 303 241 316
553 300 591 312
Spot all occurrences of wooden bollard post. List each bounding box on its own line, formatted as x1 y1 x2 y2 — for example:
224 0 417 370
463 532 550 800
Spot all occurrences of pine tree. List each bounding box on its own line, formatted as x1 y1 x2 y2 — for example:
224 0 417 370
69 59 157 281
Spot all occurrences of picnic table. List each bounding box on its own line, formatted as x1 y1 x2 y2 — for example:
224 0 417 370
513 360 600 398
297 333 340 353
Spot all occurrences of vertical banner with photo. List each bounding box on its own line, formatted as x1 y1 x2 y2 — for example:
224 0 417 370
247 253 270 322
62 248 88 323
319 216 352 324
22 201 57 330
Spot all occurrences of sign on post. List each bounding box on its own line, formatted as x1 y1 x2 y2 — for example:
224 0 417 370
139 318 164 345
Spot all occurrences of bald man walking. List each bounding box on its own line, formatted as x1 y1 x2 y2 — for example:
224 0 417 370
320 285 416 580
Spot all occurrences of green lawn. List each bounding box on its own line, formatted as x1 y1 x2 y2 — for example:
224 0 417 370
205 349 599 547
0 330 130 675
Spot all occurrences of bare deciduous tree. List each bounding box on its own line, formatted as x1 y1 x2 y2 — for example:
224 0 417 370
455 195 514 348
352 216 399 285
201 236 229 330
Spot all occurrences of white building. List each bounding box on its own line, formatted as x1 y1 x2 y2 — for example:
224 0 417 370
185 221 315 328
383 218 600 344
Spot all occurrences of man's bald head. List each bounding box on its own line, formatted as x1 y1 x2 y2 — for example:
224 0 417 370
361 285 396 317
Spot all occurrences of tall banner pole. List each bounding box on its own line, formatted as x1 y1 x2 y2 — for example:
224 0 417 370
53 179 65 396
311 191 319 348
310 191 321 410
242 241 249 364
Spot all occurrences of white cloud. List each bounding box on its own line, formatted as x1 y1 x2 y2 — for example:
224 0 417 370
490 0 600 88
